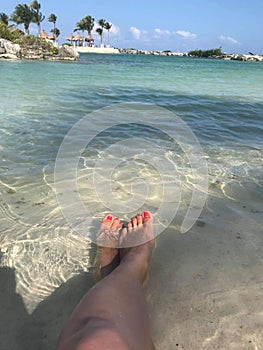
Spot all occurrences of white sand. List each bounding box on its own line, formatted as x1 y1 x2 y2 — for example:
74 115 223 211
75 46 120 54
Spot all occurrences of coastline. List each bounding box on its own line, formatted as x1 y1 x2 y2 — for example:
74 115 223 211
1 37 263 62
77 45 263 62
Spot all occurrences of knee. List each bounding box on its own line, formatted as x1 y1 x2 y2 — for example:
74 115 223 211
80 323 130 349
59 318 130 350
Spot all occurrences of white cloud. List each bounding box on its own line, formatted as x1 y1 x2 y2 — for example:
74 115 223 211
154 28 173 37
130 26 147 40
176 30 197 39
219 35 240 44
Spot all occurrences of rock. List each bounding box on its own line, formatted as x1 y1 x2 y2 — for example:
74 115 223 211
0 38 21 56
55 45 79 61
0 38 79 61
0 53 18 59
20 44 79 61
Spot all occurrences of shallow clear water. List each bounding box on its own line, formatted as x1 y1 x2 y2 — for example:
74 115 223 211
0 54 262 312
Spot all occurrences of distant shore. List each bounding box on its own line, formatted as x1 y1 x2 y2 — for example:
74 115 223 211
75 46 263 62
1 37 263 62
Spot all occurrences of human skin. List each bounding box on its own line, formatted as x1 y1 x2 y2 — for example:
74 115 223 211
57 211 155 350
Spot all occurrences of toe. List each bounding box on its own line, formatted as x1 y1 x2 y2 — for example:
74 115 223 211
111 217 121 229
142 211 152 223
102 214 113 227
127 221 133 230
132 216 138 228
137 213 143 226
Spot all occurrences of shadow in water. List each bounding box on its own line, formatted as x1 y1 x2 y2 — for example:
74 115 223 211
0 262 95 350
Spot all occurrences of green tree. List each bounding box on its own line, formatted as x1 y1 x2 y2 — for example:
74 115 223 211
75 16 95 46
10 4 35 35
0 12 9 26
84 15 94 36
50 27 60 45
48 13 57 29
30 0 45 35
97 19 106 46
104 21 112 47
74 18 86 43
96 27 103 45
188 47 223 58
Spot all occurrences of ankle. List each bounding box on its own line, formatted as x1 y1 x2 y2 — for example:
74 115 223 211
119 247 152 283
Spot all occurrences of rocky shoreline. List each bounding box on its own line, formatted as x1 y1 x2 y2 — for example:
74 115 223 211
119 48 263 61
1 38 262 62
0 38 79 61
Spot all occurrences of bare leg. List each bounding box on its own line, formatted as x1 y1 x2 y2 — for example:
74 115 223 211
57 211 155 350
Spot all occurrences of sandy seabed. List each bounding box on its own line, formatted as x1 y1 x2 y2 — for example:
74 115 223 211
0 191 263 350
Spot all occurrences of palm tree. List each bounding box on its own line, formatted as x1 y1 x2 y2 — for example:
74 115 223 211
104 22 112 47
30 0 45 35
50 27 60 46
0 12 9 26
74 18 86 45
10 4 35 35
84 15 94 36
98 18 106 28
48 13 57 30
96 27 103 46
97 19 106 47
75 16 95 46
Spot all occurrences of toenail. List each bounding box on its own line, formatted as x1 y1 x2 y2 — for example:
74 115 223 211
143 211 150 218
106 215 113 220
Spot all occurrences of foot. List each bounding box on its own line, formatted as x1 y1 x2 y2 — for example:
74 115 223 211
93 215 123 281
119 211 155 285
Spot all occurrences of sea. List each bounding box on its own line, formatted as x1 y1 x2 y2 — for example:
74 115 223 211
0 54 262 349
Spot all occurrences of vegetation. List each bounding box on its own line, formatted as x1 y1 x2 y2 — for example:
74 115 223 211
0 21 23 41
188 47 223 58
74 16 94 39
96 19 113 46
95 27 103 45
85 16 95 36
18 34 58 53
10 4 35 35
2 2 59 41
104 21 112 46
0 22 57 54
0 12 9 25
50 27 60 44
97 18 106 45
1 1 113 50
30 0 45 35
48 13 57 29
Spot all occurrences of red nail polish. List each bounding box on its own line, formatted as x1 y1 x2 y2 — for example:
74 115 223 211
143 211 150 218
106 215 113 220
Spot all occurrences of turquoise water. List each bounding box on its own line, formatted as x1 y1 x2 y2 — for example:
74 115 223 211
0 54 262 312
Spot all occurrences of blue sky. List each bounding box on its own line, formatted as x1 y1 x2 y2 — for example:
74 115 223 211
2 0 262 53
